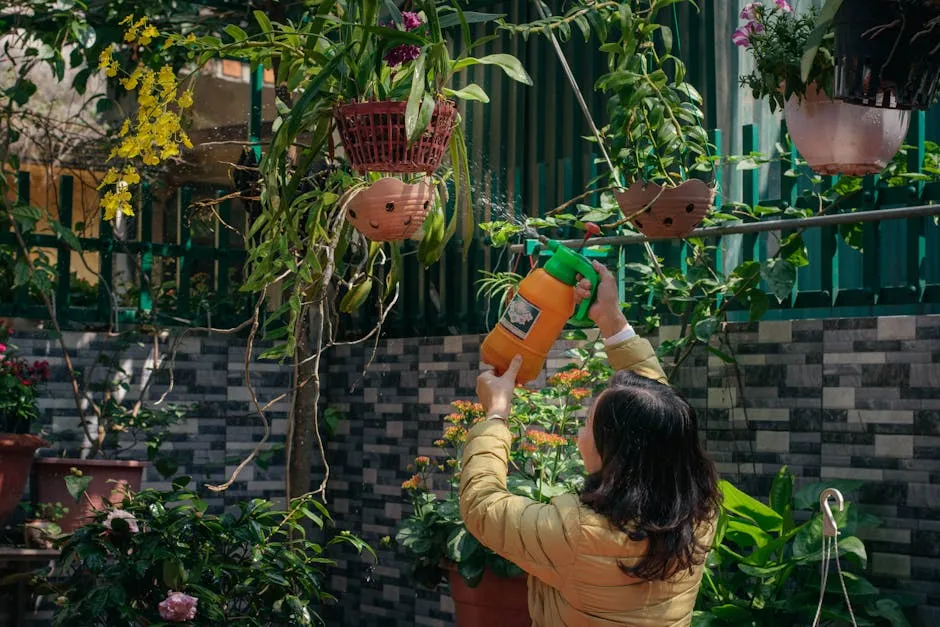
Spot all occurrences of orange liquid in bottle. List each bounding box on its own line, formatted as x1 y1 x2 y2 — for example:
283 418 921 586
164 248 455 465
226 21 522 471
480 268 575 384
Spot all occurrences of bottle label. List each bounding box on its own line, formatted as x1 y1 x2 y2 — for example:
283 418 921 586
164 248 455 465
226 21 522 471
499 293 541 340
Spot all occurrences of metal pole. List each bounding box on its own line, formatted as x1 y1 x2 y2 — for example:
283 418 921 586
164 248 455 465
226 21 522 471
506 203 940 253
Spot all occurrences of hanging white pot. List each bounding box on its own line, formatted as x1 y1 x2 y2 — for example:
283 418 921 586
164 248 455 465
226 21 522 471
784 83 910 177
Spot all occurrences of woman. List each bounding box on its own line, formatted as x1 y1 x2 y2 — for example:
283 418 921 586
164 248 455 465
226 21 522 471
460 261 720 626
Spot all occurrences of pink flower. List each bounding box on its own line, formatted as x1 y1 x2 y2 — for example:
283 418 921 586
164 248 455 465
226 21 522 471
740 2 761 20
774 0 793 12
732 20 764 48
158 591 198 622
0 343 6 352
401 11 422 31
103 509 139 533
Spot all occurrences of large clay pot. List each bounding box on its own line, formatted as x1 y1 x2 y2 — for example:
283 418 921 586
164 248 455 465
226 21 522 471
614 179 715 239
0 434 47 526
33 457 147 533
335 100 458 174
447 564 531 627
784 84 910 177
346 177 435 241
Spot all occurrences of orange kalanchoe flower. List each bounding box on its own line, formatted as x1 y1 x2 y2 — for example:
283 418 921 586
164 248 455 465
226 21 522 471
444 413 464 425
451 400 485 416
519 442 538 453
415 456 430 468
526 429 569 448
443 426 469 444
570 387 591 400
433 439 446 447
401 474 422 490
548 369 592 388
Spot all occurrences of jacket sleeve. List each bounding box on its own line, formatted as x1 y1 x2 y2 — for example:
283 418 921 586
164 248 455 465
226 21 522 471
459 420 579 587
606 334 668 384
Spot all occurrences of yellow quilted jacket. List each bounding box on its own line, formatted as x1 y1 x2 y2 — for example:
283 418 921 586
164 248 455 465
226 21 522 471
460 335 714 626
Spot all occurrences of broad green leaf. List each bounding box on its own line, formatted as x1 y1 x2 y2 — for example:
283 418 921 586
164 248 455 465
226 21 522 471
254 10 273 33
443 83 489 102
64 474 93 503
769 466 794 529
405 52 427 141
224 24 248 42
693 316 719 342
760 259 796 303
725 519 773 549
794 480 863 510
720 480 784 533
446 528 481 562
868 599 914 627
451 53 532 85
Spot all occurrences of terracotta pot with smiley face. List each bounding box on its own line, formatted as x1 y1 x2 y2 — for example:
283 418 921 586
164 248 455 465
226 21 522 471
346 177 435 241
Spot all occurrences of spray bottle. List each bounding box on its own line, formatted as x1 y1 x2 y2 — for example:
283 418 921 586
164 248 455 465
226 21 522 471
480 238 599 384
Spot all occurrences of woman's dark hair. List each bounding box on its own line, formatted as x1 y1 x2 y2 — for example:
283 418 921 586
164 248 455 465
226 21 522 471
580 370 720 581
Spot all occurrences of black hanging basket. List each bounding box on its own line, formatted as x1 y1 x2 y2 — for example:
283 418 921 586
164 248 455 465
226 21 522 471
833 0 940 110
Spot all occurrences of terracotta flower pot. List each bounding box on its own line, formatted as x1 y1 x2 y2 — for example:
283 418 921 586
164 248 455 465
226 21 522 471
446 563 531 627
614 179 715 239
0 434 47 526
335 100 458 174
346 177 435 241
33 457 147 533
784 84 910 176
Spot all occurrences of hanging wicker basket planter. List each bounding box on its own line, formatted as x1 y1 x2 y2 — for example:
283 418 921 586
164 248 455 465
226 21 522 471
345 177 435 241
334 100 458 174
785 83 910 176
832 0 940 110
614 179 715 239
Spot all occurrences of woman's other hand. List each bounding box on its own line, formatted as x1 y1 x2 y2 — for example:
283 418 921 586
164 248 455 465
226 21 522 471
477 355 522 418
574 260 628 338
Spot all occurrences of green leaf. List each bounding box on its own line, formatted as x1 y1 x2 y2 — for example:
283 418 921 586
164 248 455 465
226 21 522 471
456 551 486 587
65 474 93 503
446 528 481 562
693 316 719 342
438 11 505 29
868 599 913 627
720 480 784 533
802 0 843 82
69 22 96 49
761 259 796 303
451 53 533 85
224 25 248 42
253 10 273 34
443 83 490 102
769 466 794 529
710 604 753 622
405 52 427 141
9 79 36 106
725 519 773 549
51 220 82 252
747 290 769 321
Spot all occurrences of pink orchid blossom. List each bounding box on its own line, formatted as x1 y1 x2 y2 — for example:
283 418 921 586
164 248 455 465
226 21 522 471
158 591 198 622
775 0 794 12
740 2 762 20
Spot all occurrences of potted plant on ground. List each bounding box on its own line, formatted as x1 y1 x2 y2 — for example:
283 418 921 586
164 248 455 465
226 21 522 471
737 0 910 176
694 466 915 626
46 477 374 626
32 335 188 533
0 320 50 526
806 0 940 111
396 343 611 626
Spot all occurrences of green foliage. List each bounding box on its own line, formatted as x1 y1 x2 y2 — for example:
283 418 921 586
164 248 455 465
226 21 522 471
48 480 374 626
737 2 836 112
694 467 915 627
396 343 612 588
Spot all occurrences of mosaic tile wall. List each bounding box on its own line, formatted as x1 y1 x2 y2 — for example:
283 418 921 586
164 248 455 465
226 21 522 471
3 315 939 625
321 316 940 627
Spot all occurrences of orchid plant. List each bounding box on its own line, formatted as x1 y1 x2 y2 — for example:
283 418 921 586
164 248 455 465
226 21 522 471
735 0 836 112
395 342 612 588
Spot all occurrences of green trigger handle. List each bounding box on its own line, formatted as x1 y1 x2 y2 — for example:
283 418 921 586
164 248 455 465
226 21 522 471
541 239 600 328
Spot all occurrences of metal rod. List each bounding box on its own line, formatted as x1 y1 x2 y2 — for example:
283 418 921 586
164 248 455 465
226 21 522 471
507 203 940 253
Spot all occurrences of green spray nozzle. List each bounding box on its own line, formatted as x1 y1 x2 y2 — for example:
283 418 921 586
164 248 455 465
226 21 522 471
541 239 599 327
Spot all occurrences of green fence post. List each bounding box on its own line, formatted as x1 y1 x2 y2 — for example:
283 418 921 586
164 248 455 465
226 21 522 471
55 175 73 323
249 65 263 162
97 209 114 322
216 190 231 320
14 172 30 314
139 182 154 316
176 186 193 318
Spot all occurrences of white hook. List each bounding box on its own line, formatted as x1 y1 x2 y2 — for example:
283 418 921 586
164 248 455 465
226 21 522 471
820 488 844 538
